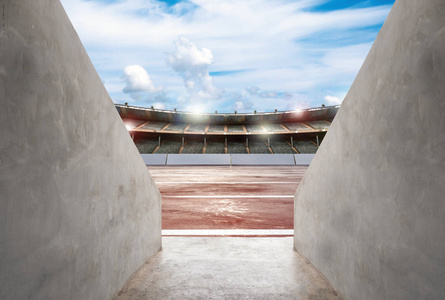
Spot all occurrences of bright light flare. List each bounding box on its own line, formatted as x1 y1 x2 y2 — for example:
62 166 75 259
124 124 134 131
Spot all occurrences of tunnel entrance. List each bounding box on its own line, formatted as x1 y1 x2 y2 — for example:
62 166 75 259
149 165 307 236
115 165 342 299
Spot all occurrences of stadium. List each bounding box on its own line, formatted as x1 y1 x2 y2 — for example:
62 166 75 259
1 1 445 300
118 104 338 161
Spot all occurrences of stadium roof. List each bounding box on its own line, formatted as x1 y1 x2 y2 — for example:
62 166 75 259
115 104 340 125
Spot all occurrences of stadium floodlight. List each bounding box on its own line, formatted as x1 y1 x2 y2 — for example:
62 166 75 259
125 124 133 131
187 105 205 115
190 111 205 124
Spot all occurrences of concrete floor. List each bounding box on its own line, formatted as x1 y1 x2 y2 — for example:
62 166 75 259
113 237 341 300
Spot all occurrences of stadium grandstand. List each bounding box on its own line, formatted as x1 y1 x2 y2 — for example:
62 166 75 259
116 104 339 155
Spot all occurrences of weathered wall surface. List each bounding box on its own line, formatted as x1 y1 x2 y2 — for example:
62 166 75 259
0 1 162 299
294 0 445 299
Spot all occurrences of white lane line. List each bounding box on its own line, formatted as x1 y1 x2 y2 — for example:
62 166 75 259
162 229 294 236
162 195 294 198
155 182 299 184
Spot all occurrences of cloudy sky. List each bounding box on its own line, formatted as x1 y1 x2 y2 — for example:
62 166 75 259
60 0 395 113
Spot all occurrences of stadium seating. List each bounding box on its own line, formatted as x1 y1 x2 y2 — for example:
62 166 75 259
155 139 182 154
118 105 338 157
246 124 266 132
284 123 312 131
165 123 188 132
141 122 167 131
263 123 286 132
249 142 271 154
306 121 330 130
205 141 225 153
181 141 204 154
208 125 225 132
293 140 318 153
135 138 158 154
186 124 206 132
227 125 245 133
228 141 248 153
270 141 295 154
122 119 146 129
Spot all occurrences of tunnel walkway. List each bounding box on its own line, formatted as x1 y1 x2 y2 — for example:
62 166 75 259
114 166 341 299
113 237 340 300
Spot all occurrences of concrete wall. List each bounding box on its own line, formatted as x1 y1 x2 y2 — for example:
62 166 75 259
0 1 162 299
294 0 445 299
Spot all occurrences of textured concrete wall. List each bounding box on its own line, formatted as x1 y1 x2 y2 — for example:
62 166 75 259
0 1 162 299
294 0 445 299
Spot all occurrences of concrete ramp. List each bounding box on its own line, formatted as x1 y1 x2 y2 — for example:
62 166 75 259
294 0 445 299
0 1 161 299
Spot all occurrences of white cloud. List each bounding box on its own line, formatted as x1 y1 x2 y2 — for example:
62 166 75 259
244 86 293 101
324 95 343 105
121 65 170 107
167 36 222 100
233 94 253 112
168 36 214 69
234 101 251 112
123 65 163 93
152 102 166 109
322 43 372 75
246 86 260 96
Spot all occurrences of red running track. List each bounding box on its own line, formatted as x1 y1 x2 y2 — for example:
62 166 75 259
148 166 308 230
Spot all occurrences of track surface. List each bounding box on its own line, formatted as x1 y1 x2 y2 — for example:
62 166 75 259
148 166 308 230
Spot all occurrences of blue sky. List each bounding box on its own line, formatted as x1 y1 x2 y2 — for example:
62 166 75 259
60 0 395 113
